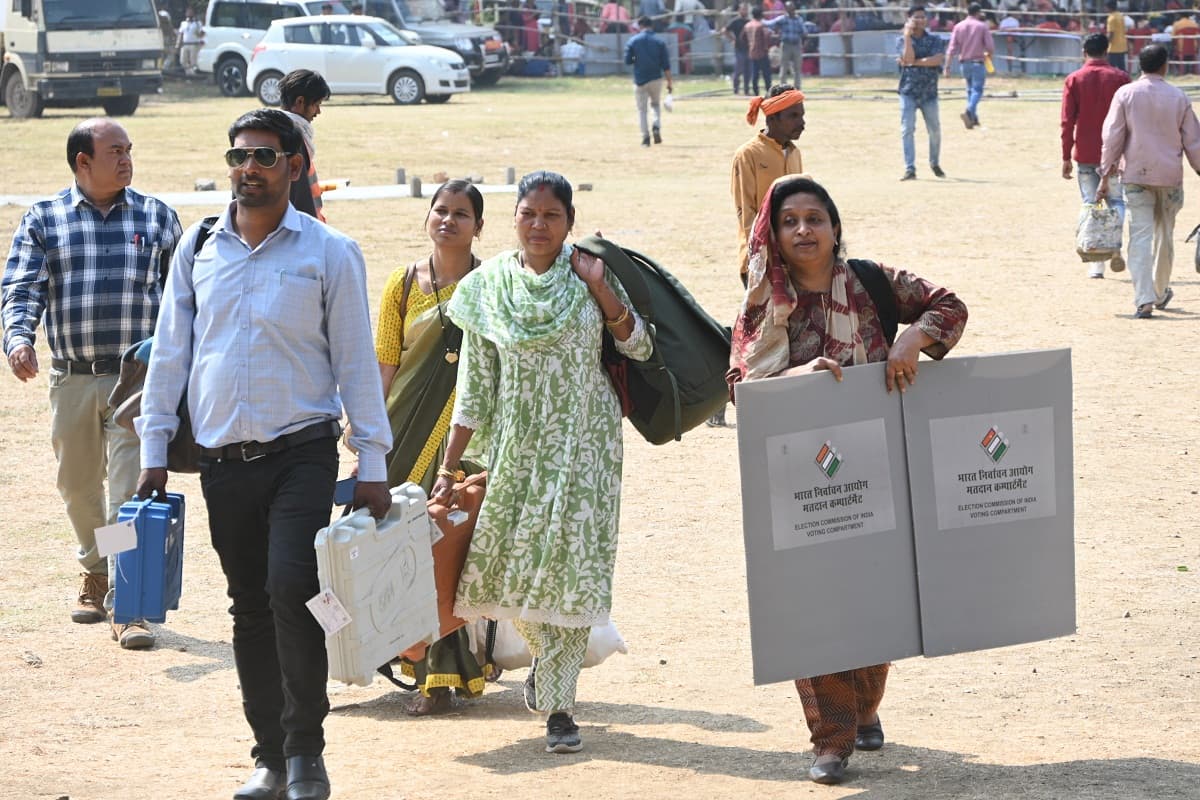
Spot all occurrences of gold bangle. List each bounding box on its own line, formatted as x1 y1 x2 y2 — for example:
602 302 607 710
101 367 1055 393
437 465 465 482
604 305 631 328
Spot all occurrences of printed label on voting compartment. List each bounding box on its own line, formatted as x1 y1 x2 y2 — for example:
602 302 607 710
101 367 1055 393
95 520 138 557
765 417 896 551
929 407 1056 530
306 588 353 636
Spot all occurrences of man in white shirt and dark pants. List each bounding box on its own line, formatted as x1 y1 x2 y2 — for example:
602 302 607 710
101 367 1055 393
136 108 392 800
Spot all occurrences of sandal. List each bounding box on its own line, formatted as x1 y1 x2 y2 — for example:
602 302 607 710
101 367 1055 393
403 689 454 717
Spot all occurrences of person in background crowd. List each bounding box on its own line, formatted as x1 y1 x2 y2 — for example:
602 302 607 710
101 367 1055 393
1061 33 1129 279
944 3 995 129
2 118 181 651
1106 0 1129 71
727 175 967 785
744 6 773 95
725 3 751 94
278 69 330 223
767 2 806 86
897 4 947 181
437 171 653 755
177 7 205 75
1099 44 1200 318
625 17 674 146
136 108 392 800
601 0 632 32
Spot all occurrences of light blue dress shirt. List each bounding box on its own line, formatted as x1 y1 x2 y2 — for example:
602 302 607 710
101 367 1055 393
136 203 392 482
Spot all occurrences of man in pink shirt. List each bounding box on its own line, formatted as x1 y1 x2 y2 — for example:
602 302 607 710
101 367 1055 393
1061 33 1129 278
944 3 994 128
1099 44 1200 318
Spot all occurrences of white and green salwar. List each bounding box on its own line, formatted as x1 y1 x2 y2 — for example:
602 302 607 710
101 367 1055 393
446 244 652 713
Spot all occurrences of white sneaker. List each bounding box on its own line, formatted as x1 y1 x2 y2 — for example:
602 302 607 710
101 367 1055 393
1088 266 1104 279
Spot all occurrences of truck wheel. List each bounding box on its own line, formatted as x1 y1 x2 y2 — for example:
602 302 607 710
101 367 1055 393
388 69 424 105
102 95 140 116
4 75 44 119
255 71 285 106
216 56 249 97
472 69 501 87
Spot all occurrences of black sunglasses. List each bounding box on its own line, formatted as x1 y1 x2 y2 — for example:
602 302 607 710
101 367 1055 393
224 147 293 169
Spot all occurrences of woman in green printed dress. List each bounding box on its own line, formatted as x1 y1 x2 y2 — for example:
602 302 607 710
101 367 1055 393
434 171 653 754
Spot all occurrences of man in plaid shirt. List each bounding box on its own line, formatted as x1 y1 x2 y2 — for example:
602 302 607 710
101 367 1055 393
2 118 181 649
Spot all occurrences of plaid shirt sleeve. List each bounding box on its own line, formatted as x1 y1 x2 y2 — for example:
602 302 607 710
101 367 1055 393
1 206 49 355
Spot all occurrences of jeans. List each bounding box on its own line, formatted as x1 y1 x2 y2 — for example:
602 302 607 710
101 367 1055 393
635 77 664 139
751 56 772 95
899 93 941 170
1076 163 1125 273
1124 183 1183 309
961 60 986 119
201 436 339 767
733 50 750 94
1107 51 1127 73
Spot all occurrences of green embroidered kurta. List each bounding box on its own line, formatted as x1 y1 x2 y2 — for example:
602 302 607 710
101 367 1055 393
446 244 652 628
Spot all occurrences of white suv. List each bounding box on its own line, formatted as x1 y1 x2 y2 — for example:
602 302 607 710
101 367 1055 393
198 0 351 96
248 16 470 105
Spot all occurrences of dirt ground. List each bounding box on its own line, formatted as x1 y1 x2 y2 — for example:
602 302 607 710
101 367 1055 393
1 75 1198 800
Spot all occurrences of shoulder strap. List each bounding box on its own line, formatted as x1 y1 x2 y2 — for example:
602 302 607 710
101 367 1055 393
375 661 418 692
397 262 418 353
848 259 898 347
193 216 218 257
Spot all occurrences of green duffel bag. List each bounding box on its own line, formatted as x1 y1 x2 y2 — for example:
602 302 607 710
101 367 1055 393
575 235 732 445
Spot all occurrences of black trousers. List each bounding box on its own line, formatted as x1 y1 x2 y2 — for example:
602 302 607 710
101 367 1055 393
201 437 338 768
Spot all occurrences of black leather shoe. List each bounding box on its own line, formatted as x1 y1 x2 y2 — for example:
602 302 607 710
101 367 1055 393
233 763 285 800
808 756 848 785
856 720 885 751
285 755 330 800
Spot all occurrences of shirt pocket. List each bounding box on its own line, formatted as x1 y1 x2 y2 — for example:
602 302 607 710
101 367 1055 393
268 270 323 331
122 242 162 287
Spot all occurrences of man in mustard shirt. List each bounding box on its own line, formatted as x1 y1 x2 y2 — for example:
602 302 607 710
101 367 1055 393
1106 0 1129 72
713 84 804 427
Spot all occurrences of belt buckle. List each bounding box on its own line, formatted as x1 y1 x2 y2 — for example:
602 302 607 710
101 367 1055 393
240 441 267 462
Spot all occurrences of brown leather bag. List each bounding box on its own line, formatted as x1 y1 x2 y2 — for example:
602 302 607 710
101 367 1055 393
399 472 487 662
108 339 202 474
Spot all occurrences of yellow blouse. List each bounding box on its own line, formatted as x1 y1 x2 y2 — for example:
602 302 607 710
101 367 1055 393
374 266 459 365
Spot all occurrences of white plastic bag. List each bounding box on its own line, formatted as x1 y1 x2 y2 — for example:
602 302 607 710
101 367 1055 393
1076 200 1122 262
471 619 628 670
663 92 674 112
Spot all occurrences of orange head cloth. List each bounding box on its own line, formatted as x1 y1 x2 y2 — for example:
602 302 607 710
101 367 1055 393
746 89 806 126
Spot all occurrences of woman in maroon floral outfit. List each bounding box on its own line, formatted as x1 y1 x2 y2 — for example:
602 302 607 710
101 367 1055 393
727 175 967 785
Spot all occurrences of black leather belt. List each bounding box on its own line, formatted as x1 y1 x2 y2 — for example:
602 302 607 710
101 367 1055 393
51 357 122 376
200 420 342 462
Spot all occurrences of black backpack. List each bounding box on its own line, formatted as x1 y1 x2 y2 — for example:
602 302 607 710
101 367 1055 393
575 236 732 445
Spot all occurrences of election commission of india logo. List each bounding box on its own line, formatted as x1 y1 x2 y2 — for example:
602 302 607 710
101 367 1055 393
980 425 1009 463
814 441 843 479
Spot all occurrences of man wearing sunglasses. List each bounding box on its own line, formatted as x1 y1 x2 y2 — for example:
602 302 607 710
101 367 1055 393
135 108 392 800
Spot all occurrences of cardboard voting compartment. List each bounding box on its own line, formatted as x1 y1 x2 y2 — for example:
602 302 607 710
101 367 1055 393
113 493 186 624
902 349 1075 656
314 483 440 687
736 363 921 684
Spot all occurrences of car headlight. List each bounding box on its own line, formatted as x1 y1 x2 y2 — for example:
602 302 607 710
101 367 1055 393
454 37 473 52
45 60 71 73
141 58 160 70
450 61 466 70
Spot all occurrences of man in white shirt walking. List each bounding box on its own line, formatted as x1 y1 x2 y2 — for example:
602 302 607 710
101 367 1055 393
136 108 392 800
176 8 205 75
